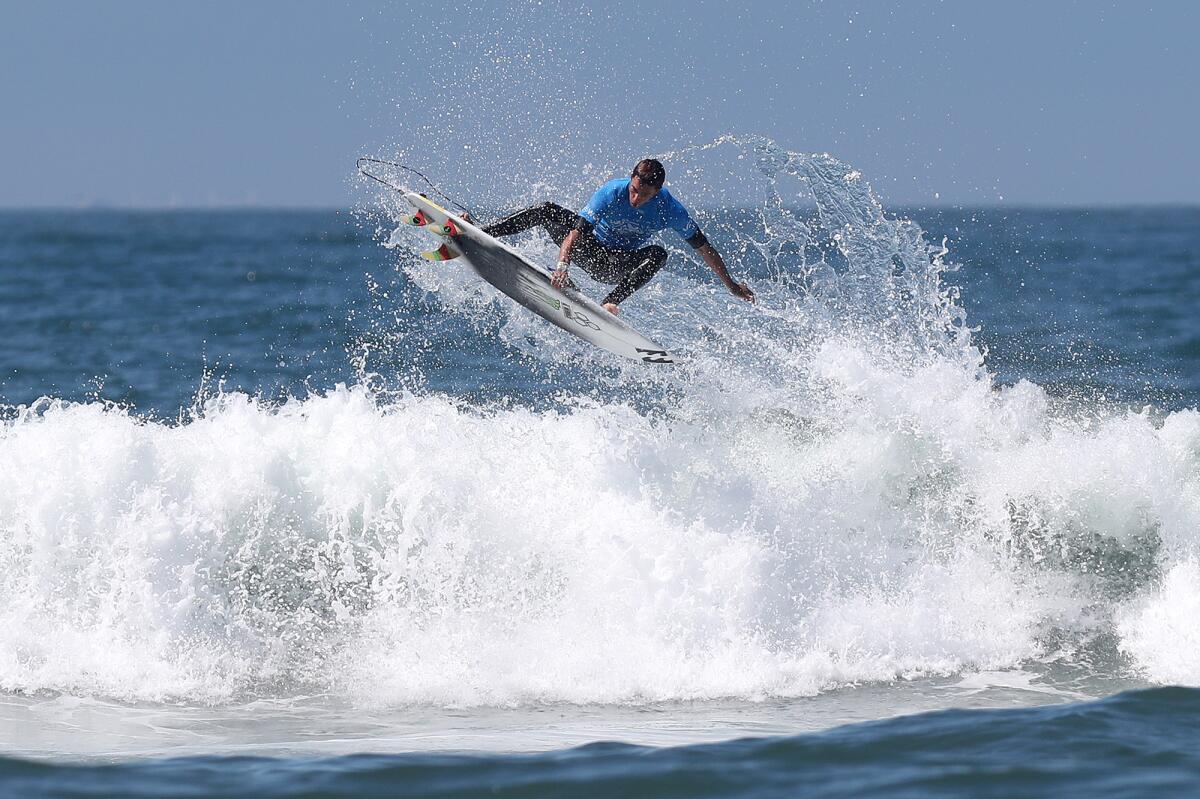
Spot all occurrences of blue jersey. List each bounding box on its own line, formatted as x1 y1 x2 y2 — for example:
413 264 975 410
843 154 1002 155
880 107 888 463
578 178 702 250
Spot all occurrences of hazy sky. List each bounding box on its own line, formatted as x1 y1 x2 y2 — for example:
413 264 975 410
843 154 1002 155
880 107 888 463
3 1 1195 207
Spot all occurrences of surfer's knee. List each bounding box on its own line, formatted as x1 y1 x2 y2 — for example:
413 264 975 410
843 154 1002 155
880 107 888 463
607 247 669 306
641 246 668 271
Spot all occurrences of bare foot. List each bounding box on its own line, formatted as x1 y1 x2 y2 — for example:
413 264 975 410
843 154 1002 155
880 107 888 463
603 303 619 315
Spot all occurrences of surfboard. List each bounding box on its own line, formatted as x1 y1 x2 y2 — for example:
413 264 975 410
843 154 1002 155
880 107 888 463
402 191 675 364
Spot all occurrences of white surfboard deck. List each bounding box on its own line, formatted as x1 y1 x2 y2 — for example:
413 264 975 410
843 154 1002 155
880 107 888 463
404 192 675 365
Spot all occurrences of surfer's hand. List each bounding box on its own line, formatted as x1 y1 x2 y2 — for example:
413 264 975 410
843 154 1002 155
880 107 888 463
731 281 756 303
603 302 619 315
551 264 570 288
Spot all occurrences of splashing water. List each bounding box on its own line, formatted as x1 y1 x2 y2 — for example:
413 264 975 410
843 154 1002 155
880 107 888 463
2 136 1199 711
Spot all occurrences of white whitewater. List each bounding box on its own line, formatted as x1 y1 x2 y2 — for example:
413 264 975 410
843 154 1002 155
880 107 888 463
2 138 1198 732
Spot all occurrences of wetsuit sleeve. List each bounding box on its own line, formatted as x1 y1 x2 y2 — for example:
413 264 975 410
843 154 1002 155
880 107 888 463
668 198 708 249
576 183 613 232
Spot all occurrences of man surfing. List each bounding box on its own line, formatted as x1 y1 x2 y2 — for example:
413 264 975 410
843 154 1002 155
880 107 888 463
478 159 755 314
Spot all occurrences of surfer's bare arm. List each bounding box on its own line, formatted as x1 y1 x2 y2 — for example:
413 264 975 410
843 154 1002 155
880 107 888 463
697 244 755 303
552 230 580 288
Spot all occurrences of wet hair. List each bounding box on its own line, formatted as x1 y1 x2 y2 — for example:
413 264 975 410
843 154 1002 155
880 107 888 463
631 158 665 188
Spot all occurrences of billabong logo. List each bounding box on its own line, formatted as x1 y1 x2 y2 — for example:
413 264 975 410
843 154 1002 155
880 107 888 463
636 348 673 364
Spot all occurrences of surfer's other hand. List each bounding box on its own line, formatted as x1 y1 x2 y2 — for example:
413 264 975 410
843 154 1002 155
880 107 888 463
551 267 570 288
603 302 619 315
732 281 756 303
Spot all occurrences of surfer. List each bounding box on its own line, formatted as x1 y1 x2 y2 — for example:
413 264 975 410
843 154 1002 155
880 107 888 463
478 159 755 314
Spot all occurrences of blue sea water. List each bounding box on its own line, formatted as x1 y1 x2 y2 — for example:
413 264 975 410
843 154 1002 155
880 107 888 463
3 688 1199 798
1 139 1199 796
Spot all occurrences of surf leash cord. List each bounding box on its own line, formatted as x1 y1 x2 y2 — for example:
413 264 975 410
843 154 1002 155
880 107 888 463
356 158 474 216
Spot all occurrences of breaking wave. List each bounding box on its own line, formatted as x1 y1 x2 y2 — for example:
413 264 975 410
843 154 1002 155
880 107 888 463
2 136 1198 706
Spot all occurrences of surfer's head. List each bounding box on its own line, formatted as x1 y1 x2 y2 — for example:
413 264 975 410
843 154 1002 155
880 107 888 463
629 159 665 207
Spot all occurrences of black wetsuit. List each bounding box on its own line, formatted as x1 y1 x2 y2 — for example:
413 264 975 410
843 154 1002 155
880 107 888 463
483 183 709 306
482 203 668 306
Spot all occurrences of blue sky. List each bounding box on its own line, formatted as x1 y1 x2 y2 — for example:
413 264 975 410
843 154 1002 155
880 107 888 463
2 1 1195 207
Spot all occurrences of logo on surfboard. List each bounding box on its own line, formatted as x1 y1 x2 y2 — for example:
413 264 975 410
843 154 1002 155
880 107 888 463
636 348 673 364
516 274 600 331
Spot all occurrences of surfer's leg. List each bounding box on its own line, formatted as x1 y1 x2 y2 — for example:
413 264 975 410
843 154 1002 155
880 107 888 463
601 246 668 306
482 202 578 242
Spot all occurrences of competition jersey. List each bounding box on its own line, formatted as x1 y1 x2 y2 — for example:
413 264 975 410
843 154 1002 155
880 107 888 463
578 178 702 250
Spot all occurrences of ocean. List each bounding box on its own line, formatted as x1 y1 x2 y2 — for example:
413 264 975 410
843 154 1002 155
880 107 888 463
2 139 1199 796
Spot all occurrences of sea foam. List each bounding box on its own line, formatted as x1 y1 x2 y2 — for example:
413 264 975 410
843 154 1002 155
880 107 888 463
2 138 1197 707
3 348 1198 705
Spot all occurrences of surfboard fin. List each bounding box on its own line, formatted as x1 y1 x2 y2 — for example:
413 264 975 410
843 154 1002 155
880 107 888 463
420 243 460 261
401 210 430 227
429 219 460 237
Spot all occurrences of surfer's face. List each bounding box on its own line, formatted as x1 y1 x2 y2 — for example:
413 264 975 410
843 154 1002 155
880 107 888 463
628 175 660 208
